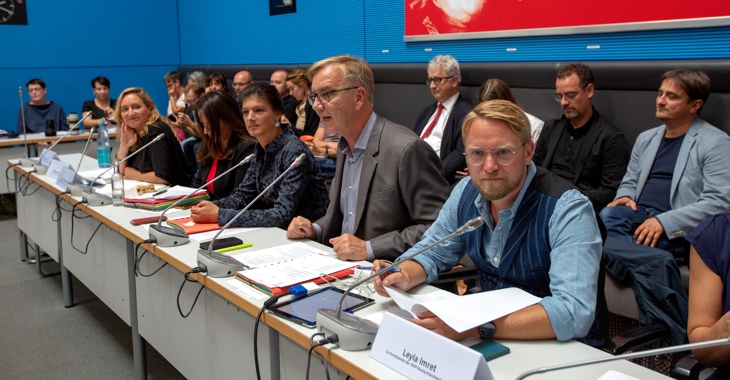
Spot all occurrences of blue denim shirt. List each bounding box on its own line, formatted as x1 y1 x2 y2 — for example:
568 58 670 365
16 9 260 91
407 163 602 341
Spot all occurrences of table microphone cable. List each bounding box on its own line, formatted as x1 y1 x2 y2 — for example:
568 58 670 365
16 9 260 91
69 201 102 255
253 290 295 380
306 332 337 380
133 237 168 277
176 266 207 318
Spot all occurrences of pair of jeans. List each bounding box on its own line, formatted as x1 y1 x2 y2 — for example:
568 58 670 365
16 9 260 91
600 205 689 265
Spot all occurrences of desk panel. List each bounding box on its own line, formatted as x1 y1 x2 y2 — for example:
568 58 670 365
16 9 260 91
16 182 59 260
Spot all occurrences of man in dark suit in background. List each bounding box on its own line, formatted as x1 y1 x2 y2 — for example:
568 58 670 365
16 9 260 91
533 63 629 211
412 55 473 184
286 55 449 262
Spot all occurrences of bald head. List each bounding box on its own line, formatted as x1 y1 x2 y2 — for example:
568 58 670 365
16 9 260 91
233 71 253 96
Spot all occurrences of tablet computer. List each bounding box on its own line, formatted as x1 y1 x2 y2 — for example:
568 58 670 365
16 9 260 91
268 287 375 328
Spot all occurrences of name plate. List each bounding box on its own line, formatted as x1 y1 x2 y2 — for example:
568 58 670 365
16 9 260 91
370 312 493 380
39 148 59 167
56 165 79 191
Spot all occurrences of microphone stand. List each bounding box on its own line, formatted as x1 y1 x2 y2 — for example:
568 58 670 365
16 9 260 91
32 111 92 175
66 126 99 196
196 153 306 278
18 86 34 167
148 153 256 247
316 216 485 351
515 337 730 380
81 134 164 206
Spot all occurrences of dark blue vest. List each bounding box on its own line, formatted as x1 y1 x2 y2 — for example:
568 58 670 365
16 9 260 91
457 167 605 346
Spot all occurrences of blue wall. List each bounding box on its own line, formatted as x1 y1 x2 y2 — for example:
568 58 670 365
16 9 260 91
0 0 180 132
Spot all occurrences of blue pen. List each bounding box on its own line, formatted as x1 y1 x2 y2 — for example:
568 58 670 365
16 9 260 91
357 266 401 273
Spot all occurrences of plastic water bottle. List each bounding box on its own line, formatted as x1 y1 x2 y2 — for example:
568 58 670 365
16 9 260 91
111 166 124 206
97 121 112 168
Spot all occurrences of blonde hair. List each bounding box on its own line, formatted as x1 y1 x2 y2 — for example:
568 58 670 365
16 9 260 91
462 100 531 144
308 55 374 104
113 87 169 147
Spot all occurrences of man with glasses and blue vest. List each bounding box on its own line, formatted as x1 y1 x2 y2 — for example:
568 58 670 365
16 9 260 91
534 63 629 212
286 55 449 262
374 100 605 347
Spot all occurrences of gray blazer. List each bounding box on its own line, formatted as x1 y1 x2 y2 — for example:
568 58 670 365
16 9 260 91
316 114 449 261
615 118 730 239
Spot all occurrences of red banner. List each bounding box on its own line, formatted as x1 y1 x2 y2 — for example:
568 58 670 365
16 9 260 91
405 0 730 41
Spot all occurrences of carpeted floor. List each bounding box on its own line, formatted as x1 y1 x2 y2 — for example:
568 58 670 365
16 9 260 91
0 213 185 379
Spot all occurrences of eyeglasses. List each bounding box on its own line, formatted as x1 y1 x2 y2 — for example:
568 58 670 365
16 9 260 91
426 76 455 86
553 88 585 103
464 142 528 166
233 80 253 87
184 97 199 105
27 87 44 93
307 86 358 105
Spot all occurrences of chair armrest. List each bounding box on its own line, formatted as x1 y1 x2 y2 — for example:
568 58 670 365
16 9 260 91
671 355 707 380
602 324 670 355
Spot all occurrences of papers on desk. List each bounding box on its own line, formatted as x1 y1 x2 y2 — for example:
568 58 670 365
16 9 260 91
383 286 541 333
598 370 641 380
233 242 355 296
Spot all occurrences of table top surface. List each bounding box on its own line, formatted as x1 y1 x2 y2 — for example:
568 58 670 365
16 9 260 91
8 154 671 380
0 129 118 148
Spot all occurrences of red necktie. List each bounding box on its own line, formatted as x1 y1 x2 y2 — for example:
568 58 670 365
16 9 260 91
420 103 444 140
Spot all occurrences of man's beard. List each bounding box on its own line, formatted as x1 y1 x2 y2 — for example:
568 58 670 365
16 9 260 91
470 168 524 201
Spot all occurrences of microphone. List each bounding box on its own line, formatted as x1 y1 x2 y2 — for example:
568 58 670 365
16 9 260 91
65 126 100 196
32 111 92 175
18 86 34 167
515 337 730 379
81 133 165 206
316 216 486 351
148 153 256 247
197 153 306 278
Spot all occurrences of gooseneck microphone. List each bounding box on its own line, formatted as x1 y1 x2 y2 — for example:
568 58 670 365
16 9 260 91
316 216 486 351
33 111 92 175
197 153 306 278
148 153 256 247
81 133 165 206
18 86 33 167
515 337 730 379
65 126 99 196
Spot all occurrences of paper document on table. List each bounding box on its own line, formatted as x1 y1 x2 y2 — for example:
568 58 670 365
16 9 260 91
188 227 257 242
240 254 354 288
231 242 332 269
385 287 458 318
386 286 541 333
125 185 201 200
597 370 641 380
77 168 115 182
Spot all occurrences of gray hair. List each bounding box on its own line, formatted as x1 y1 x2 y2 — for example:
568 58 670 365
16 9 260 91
187 71 208 88
427 55 461 82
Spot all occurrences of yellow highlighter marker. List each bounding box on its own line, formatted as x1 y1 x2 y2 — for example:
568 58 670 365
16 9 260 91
215 243 253 254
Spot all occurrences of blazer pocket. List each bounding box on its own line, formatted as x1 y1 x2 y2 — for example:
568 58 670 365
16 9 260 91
370 189 395 200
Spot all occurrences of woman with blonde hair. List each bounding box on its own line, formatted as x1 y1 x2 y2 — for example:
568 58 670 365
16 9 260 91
113 87 194 186
285 69 320 137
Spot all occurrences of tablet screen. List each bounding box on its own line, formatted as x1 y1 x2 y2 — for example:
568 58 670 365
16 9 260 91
268 287 375 328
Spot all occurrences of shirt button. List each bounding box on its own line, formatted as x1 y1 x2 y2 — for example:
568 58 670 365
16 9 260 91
492 257 499 263
348 185 352 189
349 211 353 215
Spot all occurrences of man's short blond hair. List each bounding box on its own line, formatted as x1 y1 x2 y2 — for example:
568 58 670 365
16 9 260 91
308 55 374 104
462 100 531 143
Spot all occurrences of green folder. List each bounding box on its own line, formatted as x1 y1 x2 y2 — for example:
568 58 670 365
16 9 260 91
469 340 510 362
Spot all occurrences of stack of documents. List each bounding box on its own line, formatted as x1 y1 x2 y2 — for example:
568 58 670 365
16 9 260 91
123 185 209 211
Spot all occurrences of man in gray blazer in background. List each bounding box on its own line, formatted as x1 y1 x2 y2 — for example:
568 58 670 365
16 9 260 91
600 69 730 264
286 55 449 262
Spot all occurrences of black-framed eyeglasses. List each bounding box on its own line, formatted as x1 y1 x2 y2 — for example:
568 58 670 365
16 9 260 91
553 87 585 103
233 80 254 87
426 76 455 86
464 142 528 166
307 86 358 106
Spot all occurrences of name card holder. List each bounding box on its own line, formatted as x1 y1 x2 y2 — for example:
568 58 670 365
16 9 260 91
370 312 493 380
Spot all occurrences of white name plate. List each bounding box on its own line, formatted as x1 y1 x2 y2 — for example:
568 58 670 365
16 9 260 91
39 148 59 167
47 160 72 182
370 312 493 380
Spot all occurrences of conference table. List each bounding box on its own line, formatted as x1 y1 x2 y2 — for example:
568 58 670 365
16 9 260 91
10 154 671 380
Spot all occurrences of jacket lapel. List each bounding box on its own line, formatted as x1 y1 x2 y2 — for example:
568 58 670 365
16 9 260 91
669 119 700 203
573 119 603 183
637 127 665 197
353 116 383 233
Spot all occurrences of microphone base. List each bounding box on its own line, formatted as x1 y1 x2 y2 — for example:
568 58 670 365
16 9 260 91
149 224 189 247
197 249 244 278
32 163 48 175
19 157 36 167
317 309 379 351
82 191 113 207
65 183 85 197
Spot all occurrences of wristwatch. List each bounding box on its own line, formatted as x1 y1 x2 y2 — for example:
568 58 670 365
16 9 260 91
325 147 330 159
478 322 496 339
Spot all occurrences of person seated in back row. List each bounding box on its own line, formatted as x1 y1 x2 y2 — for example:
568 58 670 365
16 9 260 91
600 69 730 265
16 78 69 134
113 87 194 186
81 76 116 130
478 78 544 142
190 83 329 228
191 90 257 200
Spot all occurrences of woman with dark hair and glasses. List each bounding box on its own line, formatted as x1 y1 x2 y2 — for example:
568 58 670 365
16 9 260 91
285 69 320 137
82 76 117 129
191 90 257 200
190 83 329 228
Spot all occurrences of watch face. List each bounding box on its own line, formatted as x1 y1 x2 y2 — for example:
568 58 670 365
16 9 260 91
479 322 496 339
0 0 15 23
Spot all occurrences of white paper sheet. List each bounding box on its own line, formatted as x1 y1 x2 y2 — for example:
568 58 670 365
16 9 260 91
240 254 354 288
231 242 331 269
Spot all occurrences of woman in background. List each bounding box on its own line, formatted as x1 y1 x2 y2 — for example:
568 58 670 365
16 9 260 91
190 83 328 228
479 78 544 142
285 69 320 137
207 73 228 93
113 87 194 186
82 76 116 129
192 90 257 200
